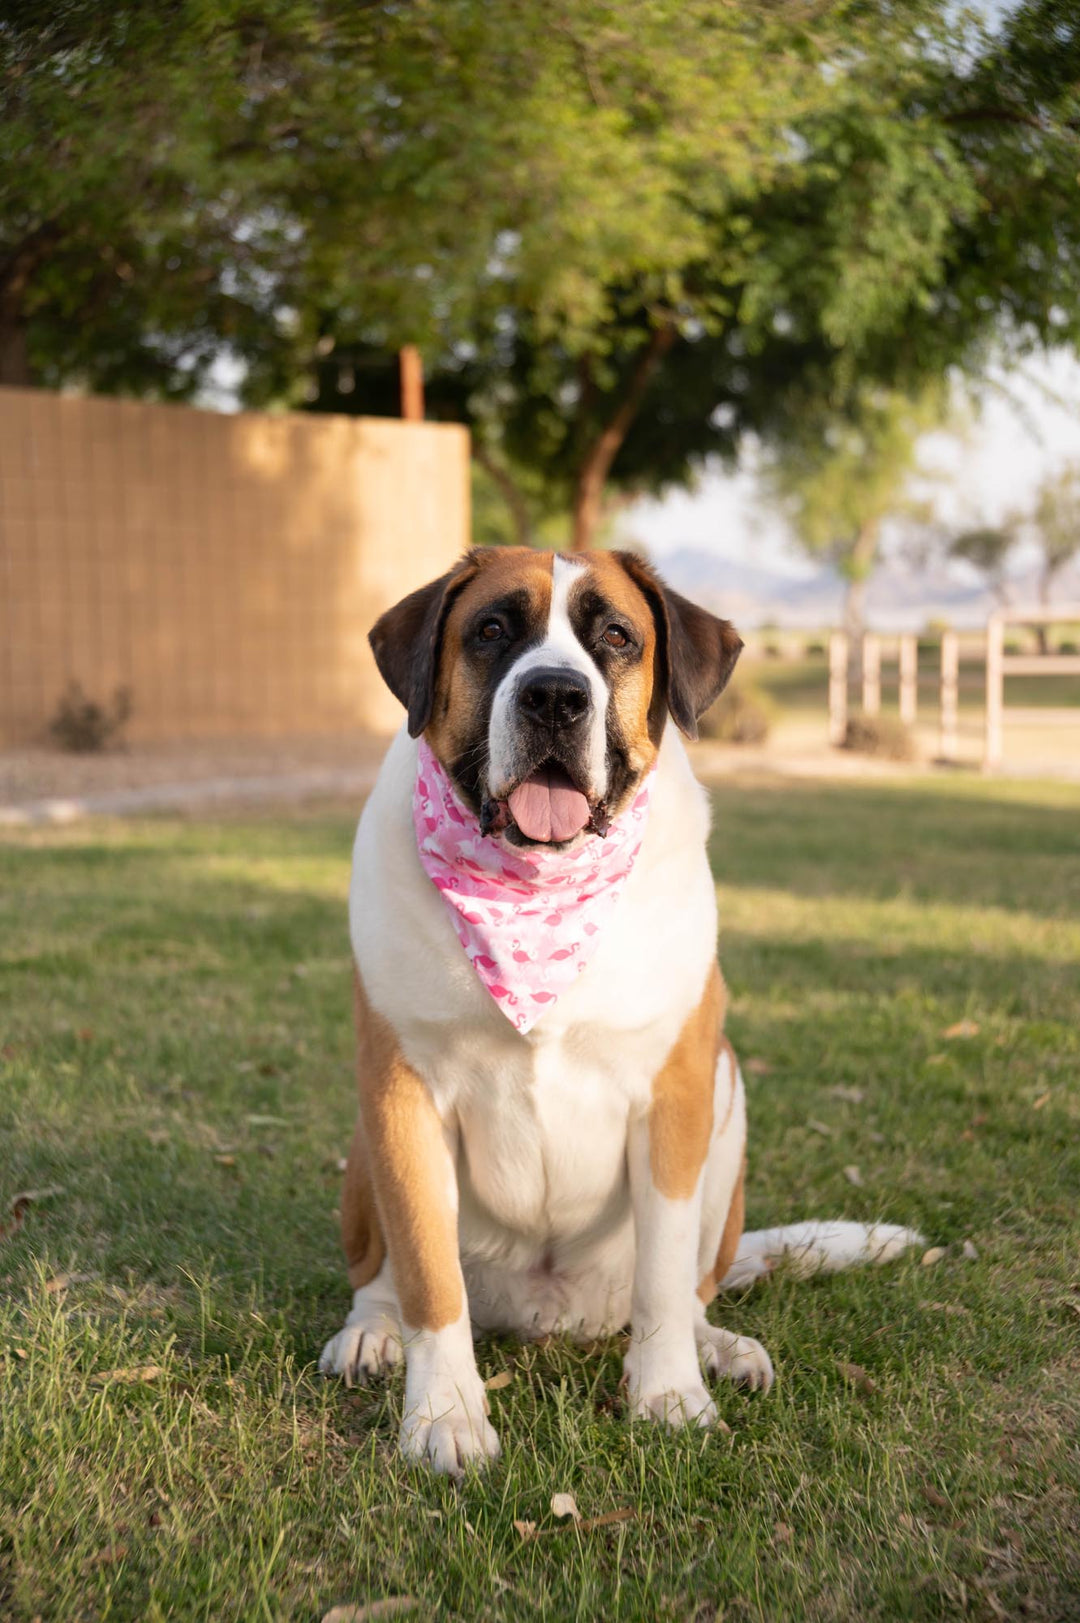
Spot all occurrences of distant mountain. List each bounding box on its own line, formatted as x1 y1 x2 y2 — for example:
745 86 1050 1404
655 546 1080 631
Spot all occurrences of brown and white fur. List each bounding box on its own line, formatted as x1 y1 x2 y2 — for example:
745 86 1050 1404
319 549 919 1473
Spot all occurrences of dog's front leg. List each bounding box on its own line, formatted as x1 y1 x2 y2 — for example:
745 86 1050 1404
624 1111 718 1427
623 978 721 1429
361 1049 499 1474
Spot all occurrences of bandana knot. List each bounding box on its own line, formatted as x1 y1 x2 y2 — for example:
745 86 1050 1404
413 738 654 1033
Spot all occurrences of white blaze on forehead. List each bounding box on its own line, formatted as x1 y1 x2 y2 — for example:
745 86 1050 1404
487 553 610 799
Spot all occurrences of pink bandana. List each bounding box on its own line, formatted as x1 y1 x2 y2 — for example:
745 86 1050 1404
413 738 654 1033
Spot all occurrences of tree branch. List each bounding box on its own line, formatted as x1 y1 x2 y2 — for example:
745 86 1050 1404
0 222 63 309
473 443 535 548
942 105 1051 135
0 223 65 386
571 322 676 551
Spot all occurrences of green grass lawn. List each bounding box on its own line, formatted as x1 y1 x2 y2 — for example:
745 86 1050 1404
2 775 1079 1622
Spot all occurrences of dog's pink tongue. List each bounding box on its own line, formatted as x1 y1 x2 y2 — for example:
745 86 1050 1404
508 767 591 843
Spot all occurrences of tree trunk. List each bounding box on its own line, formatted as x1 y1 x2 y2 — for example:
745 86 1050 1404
0 228 58 389
843 574 868 645
844 525 876 639
473 446 535 548
842 519 879 681
1035 562 1053 654
571 450 611 553
0 314 32 387
570 323 675 551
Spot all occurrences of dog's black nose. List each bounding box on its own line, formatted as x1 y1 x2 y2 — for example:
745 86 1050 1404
517 667 591 731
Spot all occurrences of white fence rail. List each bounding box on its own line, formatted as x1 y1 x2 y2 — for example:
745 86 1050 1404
984 606 1080 769
826 611 1080 771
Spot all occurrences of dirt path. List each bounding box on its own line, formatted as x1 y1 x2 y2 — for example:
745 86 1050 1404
0 732 387 824
3 718 1076 826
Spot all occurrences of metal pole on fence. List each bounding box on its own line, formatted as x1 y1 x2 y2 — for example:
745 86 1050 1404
861 633 881 715
828 632 848 746
984 615 1004 771
939 630 958 763
899 634 918 725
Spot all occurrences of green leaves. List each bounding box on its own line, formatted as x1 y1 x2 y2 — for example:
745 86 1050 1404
758 379 951 588
5 1 1080 543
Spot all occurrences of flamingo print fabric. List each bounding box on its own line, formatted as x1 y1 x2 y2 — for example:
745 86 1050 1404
413 738 655 1034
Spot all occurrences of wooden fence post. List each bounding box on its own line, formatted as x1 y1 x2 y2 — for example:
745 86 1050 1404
400 345 425 421
861 633 881 715
828 632 848 745
939 630 958 762
899 634 917 725
984 616 1004 771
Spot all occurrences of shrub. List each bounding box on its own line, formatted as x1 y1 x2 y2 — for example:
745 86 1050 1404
1059 638 1078 655
840 712 915 761
805 640 827 658
920 619 952 659
49 682 133 753
699 682 774 745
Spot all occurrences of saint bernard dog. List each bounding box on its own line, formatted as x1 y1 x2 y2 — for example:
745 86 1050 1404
320 547 919 1474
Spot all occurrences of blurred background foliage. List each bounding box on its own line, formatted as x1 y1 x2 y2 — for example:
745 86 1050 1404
3 0 1080 547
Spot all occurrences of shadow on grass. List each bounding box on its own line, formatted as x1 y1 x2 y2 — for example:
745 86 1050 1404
708 778 1080 918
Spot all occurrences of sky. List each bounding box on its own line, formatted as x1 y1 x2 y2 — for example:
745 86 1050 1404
621 351 1080 584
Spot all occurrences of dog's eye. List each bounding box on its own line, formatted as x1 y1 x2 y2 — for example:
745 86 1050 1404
602 624 629 649
478 619 504 643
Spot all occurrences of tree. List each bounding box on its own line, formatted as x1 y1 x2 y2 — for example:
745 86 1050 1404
1032 462 1080 608
6 2 1080 549
948 529 1013 607
294 0 1080 547
949 525 1017 606
0 3 309 391
263 0 916 548
759 383 947 640
945 466 1080 648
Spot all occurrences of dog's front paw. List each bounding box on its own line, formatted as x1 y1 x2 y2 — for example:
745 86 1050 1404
623 1340 721 1429
628 1379 719 1429
400 1385 501 1475
319 1308 402 1386
697 1324 774 1393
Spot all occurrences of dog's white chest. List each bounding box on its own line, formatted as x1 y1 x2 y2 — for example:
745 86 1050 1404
455 1032 634 1246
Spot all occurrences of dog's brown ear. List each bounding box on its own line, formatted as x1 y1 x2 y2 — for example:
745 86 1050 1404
616 552 743 741
369 554 480 737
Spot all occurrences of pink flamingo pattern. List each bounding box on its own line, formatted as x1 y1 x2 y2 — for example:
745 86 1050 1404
412 738 655 1033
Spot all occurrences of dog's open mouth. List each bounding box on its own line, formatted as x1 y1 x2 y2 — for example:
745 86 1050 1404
482 760 609 844
508 762 590 844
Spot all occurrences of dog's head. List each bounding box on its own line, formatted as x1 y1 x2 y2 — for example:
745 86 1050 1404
370 548 742 847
